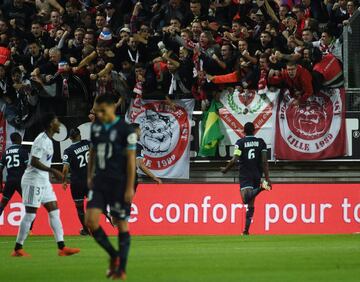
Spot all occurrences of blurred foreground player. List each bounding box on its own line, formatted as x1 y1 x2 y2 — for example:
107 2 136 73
12 113 80 257
85 94 137 280
221 122 271 235
62 128 91 235
0 133 28 216
131 123 162 189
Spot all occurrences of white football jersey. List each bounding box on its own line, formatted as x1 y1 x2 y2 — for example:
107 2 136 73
22 132 54 185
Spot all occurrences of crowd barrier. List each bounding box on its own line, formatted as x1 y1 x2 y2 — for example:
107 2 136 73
1 184 359 236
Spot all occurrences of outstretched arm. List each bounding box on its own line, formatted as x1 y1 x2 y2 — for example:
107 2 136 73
221 155 239 174
137 159 162 184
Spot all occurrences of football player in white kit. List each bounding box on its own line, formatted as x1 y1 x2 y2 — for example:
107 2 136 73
12 113 80 257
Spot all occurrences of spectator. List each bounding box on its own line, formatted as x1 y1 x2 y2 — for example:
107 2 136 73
44 10 61 32
0 0 347 127
268 61 313 105
160 51 194 106
151 0 187 31
311 29 342 61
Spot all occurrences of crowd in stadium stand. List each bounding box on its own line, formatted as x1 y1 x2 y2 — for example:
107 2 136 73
0 0 355 130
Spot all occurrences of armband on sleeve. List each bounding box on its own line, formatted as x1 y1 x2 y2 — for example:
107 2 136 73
233 145 242 157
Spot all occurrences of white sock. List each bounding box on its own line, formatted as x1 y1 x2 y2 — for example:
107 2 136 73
48 209 64 243
16 213 36 245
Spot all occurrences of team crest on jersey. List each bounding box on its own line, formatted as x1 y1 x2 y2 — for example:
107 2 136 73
219 88 279 138
129 102 190 170
92 124 102 137
109 129 117 142
278 89 342 153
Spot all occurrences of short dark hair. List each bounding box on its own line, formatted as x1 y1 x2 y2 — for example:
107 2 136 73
69 128 81 139
259 54 269 61
244 122 255 135
27 40 40 46
261 31 272 38
10 132 22 144
134 62 145 70
95 94 116 105
11 67 22 76
41 112 57 130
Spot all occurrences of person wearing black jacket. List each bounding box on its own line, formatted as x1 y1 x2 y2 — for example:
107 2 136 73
184 0 209 27
162 52 194 106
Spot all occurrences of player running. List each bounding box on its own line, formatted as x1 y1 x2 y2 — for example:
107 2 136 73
221 122 271 235
11 113 80 257
85 94 137 280
62 128 91 236
0 133 28 216
131 123 162 188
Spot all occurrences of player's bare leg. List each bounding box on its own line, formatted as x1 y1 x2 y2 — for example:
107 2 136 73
44 201 80 256
111 219 130 280
86 208 119 278
11 206 37 257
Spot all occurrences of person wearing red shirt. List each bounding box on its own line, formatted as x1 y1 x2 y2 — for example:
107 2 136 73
268 61 313 105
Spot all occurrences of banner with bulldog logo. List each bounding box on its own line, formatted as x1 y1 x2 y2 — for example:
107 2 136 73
219 88 280 152
126 98 195 179
275 88 346 160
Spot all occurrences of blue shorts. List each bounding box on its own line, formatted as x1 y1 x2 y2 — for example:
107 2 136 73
239 177 261 191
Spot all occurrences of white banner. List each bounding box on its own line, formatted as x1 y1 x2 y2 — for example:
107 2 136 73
126 98 195 179
218 88 280 153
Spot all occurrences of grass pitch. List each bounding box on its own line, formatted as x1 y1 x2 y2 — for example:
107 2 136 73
0 235 359 282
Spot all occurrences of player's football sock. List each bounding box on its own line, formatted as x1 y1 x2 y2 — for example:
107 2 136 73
48 209 65 245
57 241 65 250
118 231 130 272
29 219 35 231
75 203 86 229
92 226 118 258
14 243 23 251
15 212 36 247
244 207 255 234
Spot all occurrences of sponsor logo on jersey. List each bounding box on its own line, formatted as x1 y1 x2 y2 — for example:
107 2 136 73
110 129 117 142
